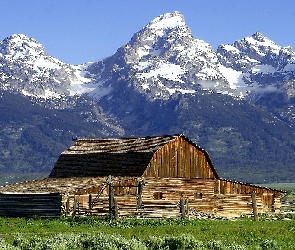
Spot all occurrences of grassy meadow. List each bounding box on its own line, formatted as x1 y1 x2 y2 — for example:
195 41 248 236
0 216 294 249
257 183 295 192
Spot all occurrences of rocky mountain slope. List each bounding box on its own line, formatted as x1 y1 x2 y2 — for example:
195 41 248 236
1 11 295 184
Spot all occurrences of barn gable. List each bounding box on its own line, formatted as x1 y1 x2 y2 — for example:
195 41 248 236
49 135 219 179
143 135 218 178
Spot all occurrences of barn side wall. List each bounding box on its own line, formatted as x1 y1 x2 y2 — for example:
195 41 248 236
215 179 282 217
142 178 281 217
0 193 62 218
217 179 282 196
143 137 216 179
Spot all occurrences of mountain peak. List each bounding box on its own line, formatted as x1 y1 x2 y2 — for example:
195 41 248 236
123 11 193 63
251 31 267 42
231 32 282 60
9 33 32 41
4 34 42 48
245 32 279 49
146 11 186 31
0 33 46 60
0 33 88 100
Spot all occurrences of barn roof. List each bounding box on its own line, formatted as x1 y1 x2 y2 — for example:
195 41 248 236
49 134 218 178
0 177 111 194
65 135 179 154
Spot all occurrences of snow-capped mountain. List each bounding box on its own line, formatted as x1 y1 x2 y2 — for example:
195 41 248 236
217 32 295 99
86 11 229 101
1 11 295 184
1 12 295 106
0 34 101 102
85 12 295 103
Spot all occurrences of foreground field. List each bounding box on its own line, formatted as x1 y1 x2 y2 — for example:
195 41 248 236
0 216 294 249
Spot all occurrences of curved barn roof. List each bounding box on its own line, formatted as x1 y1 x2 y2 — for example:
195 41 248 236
49 134 219 178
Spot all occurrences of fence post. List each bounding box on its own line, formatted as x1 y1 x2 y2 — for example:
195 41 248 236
137 180 144 214
65 196 70 216
108 175 114 216
180 197 185 219
114 198 119 220
251 192 259 221
72 198 77 219
271 194 275 213
185 198 189 218
88 194 92 215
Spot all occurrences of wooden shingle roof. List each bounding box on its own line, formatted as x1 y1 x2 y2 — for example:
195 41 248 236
0 177 108 194
50 135 180 178
65 135 178 154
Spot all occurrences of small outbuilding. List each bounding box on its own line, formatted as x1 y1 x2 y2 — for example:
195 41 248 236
0 135 283 218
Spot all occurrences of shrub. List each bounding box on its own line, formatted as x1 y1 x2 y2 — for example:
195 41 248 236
11 233 147 250
4 232 283 250
206 240 225 250
260 239 281 250
0 238 19 250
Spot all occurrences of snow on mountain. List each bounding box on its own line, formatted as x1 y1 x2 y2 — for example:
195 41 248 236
237 32 282 59
216 32 295 99
217 32 283 72
148 11 185 30
68 64 96 95
130 12 229 96
0 34 98 101
217 65 247 96
86 11 230 101
86 13 295 102
1 12 295 105
0 34 113 103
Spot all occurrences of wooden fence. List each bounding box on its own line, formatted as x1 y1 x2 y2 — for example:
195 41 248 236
61 177 281 219
0 177 283 219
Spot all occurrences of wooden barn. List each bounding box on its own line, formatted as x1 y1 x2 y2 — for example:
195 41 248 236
0 134 283 218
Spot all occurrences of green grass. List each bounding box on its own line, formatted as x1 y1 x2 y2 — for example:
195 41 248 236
0 216 294 249
257 183 295 192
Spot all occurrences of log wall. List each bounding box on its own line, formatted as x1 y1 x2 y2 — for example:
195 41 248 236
0 193 61 218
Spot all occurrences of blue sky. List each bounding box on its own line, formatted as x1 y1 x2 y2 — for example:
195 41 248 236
2 0 295 65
